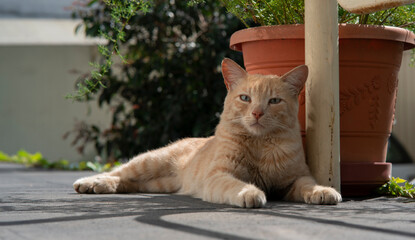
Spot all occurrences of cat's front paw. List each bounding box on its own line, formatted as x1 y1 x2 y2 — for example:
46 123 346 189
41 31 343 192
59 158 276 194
73 175 120 194
236 185 267 208
304 186 342 205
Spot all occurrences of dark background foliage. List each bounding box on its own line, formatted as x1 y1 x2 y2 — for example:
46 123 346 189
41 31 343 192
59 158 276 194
68 0 244 162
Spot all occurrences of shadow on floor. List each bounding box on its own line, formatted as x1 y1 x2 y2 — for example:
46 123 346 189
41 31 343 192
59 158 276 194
1 193 414 239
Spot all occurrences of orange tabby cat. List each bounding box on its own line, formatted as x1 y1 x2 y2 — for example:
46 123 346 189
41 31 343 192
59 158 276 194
74 58 342 208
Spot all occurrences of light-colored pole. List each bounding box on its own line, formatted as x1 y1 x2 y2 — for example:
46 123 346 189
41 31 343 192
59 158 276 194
304 1 341 191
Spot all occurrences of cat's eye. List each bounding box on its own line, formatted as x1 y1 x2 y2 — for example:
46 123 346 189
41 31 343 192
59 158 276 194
269 98 282 104
240 95 251 102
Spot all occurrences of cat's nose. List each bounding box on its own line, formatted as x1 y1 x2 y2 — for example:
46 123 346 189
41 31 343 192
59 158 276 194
252 110 264 120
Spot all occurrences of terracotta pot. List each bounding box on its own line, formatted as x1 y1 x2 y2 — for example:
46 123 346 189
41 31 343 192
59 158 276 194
230 24 415 196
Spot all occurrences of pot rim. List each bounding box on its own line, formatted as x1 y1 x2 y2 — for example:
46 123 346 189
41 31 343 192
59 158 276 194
230 24 415 51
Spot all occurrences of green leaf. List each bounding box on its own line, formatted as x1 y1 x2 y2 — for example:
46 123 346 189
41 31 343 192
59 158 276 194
103 163 112 171
86 161 98 171
377 177 415 199
1 149 121 172
87 0 98 7
35 158 50 168
17 149 30 158
393 177 407 184
78 161 88 170
0 151 11 162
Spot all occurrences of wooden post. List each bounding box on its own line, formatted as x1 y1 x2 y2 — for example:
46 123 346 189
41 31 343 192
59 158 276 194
304 1 341 191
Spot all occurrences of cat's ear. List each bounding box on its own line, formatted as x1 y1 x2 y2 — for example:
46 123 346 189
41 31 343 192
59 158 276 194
221 58 247 91
281 65 308 95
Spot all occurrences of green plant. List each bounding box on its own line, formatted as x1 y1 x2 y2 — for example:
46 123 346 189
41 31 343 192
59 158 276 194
377 177 415 199
0 150 118 172
339 4 415 32
68 0 244 162
69 0 415 101
66 0 152 101
198 0 415 31
69 0 415 162
194 0 415 65
207 0 305 27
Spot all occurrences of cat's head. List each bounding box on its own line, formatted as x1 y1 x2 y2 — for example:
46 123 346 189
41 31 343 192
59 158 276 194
220 58 308 136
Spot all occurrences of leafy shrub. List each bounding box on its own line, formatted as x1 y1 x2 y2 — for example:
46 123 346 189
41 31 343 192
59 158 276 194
0 150 117 171
197 0 415 31
377 177 415 199
68 0 244 162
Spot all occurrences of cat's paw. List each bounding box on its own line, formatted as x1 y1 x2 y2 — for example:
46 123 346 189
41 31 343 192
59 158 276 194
73 175 120 194
304 186 342 205
236 185 267 208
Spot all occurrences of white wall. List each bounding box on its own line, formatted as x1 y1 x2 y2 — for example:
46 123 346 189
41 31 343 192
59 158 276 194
394 50 415 162
0 45 110 162
0 0 75 18
0 18 110 162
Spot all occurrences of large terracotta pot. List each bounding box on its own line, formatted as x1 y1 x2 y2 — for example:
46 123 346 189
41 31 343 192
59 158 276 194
230 24 415 196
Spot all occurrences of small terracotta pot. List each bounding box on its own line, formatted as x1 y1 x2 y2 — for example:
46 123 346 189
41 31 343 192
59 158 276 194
230 24 415 196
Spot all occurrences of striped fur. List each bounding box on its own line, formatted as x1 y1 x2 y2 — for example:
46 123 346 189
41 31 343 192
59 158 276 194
74 58 342 208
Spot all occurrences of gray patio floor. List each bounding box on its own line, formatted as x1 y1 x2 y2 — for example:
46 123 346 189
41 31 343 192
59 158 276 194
1 163 414 240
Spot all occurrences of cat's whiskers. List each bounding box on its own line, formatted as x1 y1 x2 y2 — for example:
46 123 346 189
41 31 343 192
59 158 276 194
228 116 244 123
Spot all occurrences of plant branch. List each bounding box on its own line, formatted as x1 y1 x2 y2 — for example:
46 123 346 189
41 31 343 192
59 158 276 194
261 0 281 25
399 21 415 28
67 0 144 101
380 7 398 25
